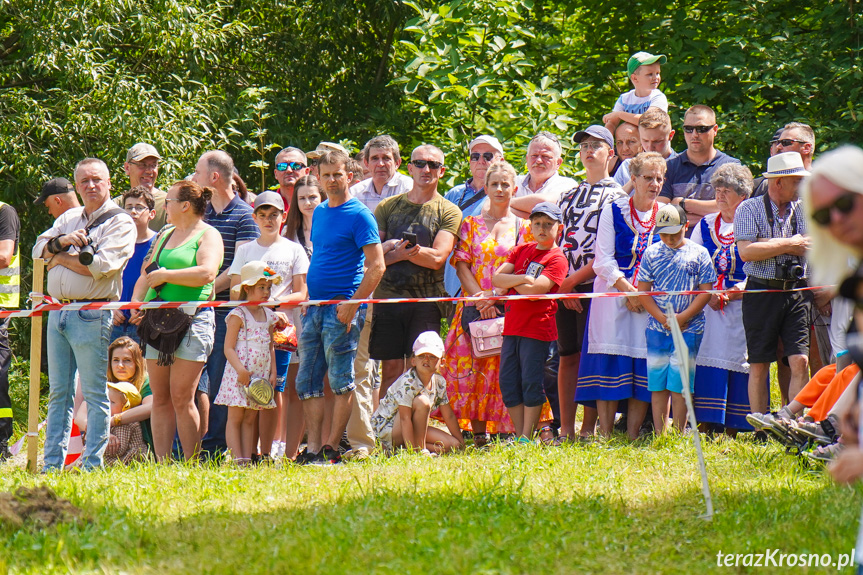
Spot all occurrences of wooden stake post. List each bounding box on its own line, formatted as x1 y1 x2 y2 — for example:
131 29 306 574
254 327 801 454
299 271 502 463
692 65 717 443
27 259 45 473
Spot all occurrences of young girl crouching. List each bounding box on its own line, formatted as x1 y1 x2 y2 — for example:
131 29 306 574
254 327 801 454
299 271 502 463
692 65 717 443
214 261 280 465
371 332 465 455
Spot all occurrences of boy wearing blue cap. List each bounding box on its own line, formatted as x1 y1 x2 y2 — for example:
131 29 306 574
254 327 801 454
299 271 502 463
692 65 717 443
604 51 669 132
492 202 568 441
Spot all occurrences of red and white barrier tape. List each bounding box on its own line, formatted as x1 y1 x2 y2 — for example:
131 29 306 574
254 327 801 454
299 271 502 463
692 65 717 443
3 284 826 320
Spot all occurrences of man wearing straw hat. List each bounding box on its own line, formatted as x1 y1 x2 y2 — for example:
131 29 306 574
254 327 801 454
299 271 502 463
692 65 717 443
735 151 812 422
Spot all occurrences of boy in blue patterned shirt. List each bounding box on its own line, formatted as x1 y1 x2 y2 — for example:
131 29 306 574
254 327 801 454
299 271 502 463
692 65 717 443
637 204 716 434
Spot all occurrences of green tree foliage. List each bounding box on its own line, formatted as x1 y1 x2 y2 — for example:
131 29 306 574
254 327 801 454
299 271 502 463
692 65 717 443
395 0 588 184
0 0 860 251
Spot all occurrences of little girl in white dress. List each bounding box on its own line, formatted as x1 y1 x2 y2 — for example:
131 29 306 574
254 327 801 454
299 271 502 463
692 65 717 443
215 261 279 465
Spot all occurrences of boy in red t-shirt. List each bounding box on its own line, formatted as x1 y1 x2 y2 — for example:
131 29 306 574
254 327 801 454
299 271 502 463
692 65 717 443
492 202 568 442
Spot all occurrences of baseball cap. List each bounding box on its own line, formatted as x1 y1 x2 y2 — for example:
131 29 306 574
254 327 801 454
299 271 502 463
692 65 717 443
573 125 614 149
530 201 563 223
627 51 668 76
34 177 74 204
655 203 687 234
468 135 504 156
306 142 349 160
126 143 162 162
412 331 445 358
254 191 285 211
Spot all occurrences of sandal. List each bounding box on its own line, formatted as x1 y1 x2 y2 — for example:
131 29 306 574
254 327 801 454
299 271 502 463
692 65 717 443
472 433 489 448
538 425 556 445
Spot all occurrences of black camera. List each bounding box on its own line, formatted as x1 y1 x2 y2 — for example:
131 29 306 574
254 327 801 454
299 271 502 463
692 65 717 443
777 259 805 281
78 239 96 265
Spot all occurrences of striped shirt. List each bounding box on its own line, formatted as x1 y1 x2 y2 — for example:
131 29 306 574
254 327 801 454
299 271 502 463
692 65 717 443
734 194 808 281
204 194 259 297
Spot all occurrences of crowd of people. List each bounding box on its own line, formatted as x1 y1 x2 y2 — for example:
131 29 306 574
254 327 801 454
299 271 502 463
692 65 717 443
3 52 862 495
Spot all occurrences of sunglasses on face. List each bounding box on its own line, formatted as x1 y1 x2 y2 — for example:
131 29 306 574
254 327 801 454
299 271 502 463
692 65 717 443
410 159 444 170
308 158 320 167
683 125 716 134
276 161 306 172
811 192 857 227
470 152 495 162
776 138 807 147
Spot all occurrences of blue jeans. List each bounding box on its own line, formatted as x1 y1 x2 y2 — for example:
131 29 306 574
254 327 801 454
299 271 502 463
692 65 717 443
200 308 229 453
110 318 141 347
296 304 366 400
44 309 111 470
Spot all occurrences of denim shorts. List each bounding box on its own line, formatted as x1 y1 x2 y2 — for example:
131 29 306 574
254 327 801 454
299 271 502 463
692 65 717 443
296 304 365 400
646 328 702 394
498 335 551 408
144 307 215 363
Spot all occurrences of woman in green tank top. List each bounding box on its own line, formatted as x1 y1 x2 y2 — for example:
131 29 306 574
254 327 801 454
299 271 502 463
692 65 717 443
131 180 224 461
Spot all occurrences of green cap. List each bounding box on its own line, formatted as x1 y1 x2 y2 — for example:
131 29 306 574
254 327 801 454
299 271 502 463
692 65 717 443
627 52 667 76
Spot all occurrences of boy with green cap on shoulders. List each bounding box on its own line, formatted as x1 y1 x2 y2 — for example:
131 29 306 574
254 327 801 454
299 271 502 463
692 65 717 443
604 51 669 132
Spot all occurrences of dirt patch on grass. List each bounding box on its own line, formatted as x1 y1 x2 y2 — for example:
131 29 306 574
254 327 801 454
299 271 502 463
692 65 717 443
0 486 86 529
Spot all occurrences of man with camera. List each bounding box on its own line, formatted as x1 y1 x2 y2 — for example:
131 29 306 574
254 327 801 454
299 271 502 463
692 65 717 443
33 158 136 471
736 151 811 418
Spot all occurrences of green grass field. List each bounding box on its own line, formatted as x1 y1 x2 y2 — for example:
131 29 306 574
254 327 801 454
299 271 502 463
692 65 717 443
0 434 859 574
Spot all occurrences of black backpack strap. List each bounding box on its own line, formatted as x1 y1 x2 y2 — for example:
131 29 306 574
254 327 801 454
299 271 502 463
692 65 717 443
85 207 126 233
458 189 486 212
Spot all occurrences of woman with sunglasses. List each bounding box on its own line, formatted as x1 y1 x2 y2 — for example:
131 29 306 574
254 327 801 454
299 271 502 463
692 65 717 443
689 163 756 433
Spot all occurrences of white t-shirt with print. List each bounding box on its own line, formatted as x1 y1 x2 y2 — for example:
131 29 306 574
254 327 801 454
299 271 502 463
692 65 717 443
613 89 668 115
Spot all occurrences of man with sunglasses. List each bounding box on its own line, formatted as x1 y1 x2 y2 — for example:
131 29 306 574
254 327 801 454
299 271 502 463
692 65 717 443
123 143 166 232
442 134 505 297
271 147 310 212
753 123 816 198
735 151 812 422
659 105 740 229
371 145 462 399
306 142 350 179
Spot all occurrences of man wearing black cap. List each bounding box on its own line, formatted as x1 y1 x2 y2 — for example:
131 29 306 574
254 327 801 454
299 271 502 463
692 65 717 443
35 178 80 220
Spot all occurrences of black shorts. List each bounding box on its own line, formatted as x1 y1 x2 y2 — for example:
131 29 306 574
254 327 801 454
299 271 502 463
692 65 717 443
742 281 812 364
555 283 593 357
369 301 442 360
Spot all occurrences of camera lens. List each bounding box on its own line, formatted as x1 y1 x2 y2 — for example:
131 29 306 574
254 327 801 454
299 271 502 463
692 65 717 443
78 245 95 266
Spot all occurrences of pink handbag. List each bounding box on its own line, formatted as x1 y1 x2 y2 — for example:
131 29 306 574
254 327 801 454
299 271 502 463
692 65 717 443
468 316 505 358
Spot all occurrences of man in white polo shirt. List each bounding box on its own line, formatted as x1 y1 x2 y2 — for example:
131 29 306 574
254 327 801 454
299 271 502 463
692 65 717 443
510 131 577 217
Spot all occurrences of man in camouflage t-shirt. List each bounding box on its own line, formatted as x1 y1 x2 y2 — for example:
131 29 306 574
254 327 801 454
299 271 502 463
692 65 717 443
371 144 461 397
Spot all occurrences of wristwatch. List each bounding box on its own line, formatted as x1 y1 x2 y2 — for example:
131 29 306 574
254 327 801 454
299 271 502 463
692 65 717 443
679 198 687 212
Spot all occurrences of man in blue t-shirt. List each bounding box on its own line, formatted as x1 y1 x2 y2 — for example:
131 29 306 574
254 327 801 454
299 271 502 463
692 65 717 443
298 149 385 465
658 105 740 230
112 187 156 345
